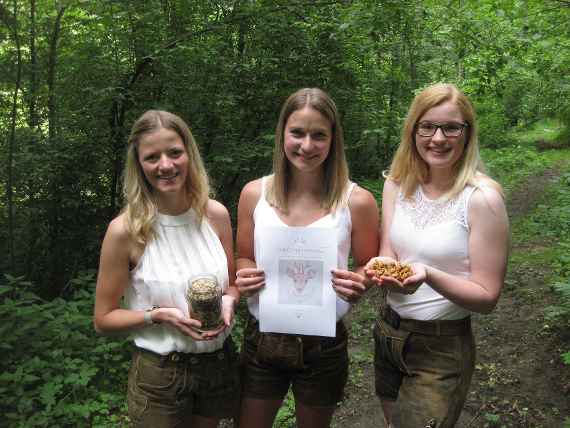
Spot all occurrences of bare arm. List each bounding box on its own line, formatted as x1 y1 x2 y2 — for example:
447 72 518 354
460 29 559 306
379 178 399 259
235 179 265 297
364 179 400 285
93 215 142 333
419 186 509 313
206 199 239 325
332 185 380 301
207 199 238 300
93 215 204 338
350 186 381 275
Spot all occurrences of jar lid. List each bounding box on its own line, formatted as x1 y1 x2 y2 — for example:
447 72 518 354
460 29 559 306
188 275 219 295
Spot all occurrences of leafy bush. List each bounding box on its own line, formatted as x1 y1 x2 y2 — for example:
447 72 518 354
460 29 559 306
545 278 570 328
481 146 549 195
557 104 570 148
359 178 384 204
274 390 296 427
0 272 130 427
474 96 510 149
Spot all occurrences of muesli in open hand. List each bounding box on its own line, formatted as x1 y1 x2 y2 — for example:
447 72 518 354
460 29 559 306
370 259 413 282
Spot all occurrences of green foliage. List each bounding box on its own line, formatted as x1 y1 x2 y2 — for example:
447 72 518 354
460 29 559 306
515 169 570 252
474 96 510 148
558 101 570 147
481 146 549 195
273 390 296 428
545 279 570 329
511 119 564 147
507 159 570 368
359 178 384 204
483 135 570 375
2 0 570 295
484 412 501 426
0 273 130 427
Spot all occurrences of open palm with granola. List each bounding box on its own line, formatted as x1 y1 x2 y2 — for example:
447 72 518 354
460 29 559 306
369 258 414 282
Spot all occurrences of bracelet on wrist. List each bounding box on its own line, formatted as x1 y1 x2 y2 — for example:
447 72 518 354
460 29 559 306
144 306 160 325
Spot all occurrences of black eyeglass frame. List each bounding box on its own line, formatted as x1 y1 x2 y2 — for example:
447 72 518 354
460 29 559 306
415 121 470 138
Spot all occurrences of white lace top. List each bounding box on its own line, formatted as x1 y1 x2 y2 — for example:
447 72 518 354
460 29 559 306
124 209 231 354
387 185 477 320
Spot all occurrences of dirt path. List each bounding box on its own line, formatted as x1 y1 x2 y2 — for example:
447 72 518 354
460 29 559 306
332 165 570 428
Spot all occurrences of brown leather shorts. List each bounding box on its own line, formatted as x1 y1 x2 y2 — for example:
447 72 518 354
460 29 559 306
127 337 240 427
374 307 475 428
241 316 348 407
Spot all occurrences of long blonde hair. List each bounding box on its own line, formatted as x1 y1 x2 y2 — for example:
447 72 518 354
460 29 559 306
267 88 349 212
387 83 500 199
122 110 210 244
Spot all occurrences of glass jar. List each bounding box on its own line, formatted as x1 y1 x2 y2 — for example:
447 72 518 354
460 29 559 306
186 273 223 332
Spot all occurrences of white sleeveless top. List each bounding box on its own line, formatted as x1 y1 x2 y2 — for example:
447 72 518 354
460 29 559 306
248 176 355 322
387 185 477 320
124 209 231 354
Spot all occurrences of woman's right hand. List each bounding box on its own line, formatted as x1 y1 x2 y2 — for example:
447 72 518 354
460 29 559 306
236 267 265 298
152 307 213 341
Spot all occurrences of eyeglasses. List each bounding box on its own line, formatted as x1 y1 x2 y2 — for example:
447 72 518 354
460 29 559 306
416 121 469 138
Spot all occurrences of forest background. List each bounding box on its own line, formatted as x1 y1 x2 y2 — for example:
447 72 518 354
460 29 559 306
1 0 569 427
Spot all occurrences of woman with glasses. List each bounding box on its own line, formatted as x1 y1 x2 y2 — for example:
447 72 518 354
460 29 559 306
365 83 509 428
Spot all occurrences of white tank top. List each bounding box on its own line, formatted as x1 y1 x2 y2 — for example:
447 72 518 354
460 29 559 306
388 184 477 320
124 208 231 354
248 176 355 321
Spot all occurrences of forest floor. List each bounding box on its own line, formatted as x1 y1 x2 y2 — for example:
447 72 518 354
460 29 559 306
332 161 570 428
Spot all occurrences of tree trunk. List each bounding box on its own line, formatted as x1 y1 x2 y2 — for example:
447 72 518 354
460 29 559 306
28 0 39 130
457 0 465 81
47 6 65 142
4 0 23 273
46 5 66 291
404 4 419 89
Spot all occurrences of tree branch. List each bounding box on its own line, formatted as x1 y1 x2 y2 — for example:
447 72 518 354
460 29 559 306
548 0 570 6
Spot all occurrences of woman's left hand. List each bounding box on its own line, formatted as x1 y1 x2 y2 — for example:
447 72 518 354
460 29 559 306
331 269 367 303
376 263 427 295
221 294 236 327
404 263 427 289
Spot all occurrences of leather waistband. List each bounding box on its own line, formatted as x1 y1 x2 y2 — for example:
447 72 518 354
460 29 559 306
383 305 471 336
135 341 229 368
247 314 346 344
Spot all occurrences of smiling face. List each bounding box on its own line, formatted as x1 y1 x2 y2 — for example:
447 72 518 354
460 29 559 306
283 106 333 174
415 101 467 173
137 127 189 197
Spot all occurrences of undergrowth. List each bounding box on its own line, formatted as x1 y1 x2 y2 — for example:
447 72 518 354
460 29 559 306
510 166 570 361
0 272 130 427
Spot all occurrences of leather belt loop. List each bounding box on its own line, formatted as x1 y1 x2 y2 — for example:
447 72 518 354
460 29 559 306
156 352 169 368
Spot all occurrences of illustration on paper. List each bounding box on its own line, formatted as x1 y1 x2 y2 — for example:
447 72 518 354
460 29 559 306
278 259 323 306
